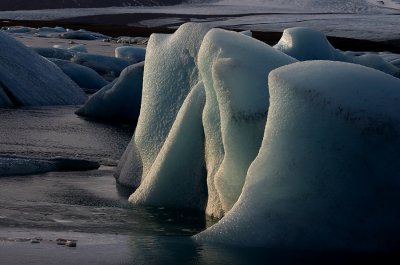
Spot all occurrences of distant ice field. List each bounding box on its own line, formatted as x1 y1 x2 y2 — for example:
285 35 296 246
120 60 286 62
0 1 399 41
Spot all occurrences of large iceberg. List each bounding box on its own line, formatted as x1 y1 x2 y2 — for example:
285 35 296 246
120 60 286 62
196 61 400 251
0 31 86 106
115 23 210 188
76 62 144 123
198 28 296 217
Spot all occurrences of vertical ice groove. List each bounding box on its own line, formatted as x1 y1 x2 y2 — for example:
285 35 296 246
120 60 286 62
198 28 296 217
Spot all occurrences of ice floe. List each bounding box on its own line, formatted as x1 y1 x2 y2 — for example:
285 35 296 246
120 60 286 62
76 62 144 122
0 31 86 107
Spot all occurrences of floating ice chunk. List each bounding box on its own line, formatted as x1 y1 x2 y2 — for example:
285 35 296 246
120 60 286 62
4 26 66 38
130 83 207 210
275 27 400 76
60 29 108 40
198 28 296 217
76 62 143 122
68 44 88 53
33 47 76 60
117 36 148 45
274 27 346 61
196 61 400 251
0 155 99 176
115 46 146 64
72 53 130 80
50 58 108 93
0 31 86 106
38 26 66 34
355 53 400 77
4 26 34 34
116 23 210 188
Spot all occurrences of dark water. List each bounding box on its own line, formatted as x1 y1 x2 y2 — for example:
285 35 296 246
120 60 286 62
0 106 395 265
0 106 132 165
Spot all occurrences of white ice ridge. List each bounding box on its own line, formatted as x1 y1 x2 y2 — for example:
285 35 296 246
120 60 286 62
115 23 211 188
0 31 86 107
195 61 400 251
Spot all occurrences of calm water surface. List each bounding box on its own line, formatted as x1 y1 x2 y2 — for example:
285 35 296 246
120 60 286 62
0 106 392 264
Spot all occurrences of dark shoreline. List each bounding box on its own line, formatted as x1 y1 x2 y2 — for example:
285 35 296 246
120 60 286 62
1 14 400 53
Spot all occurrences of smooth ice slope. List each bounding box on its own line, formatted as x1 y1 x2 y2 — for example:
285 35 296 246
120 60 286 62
0 31 86 106
196 61 400 251
275 27 400 76
130 83 207 210
50 59 108 93
198 28 296 217
116 23 210 188
76 62 144 122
